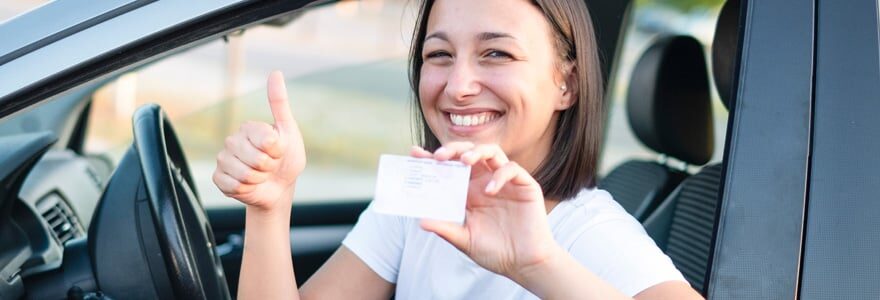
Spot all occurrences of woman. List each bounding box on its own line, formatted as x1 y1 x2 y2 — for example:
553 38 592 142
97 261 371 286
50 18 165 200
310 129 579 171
213 0 703 299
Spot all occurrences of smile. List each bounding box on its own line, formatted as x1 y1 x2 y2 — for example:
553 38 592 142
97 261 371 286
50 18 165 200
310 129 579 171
448 112 500 127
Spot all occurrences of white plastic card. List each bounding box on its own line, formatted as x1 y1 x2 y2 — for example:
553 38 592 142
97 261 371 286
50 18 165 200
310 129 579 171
372 154 471 223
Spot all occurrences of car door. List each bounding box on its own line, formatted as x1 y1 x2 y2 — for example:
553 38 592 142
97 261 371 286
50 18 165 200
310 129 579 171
706 0 814 298
799 0 880 298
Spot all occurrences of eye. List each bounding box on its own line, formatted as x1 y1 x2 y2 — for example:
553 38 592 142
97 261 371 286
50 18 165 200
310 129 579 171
485 49 513 59
425 50 452 60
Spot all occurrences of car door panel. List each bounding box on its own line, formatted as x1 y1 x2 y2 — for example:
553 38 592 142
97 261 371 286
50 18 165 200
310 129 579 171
207 201 368 291
800 0 880 297
707 0 814 299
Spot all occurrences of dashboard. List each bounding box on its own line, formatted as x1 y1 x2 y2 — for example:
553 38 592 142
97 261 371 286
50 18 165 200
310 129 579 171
0 132 108 299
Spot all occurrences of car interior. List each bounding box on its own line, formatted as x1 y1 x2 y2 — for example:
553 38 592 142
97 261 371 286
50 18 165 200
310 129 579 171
0 0 741 298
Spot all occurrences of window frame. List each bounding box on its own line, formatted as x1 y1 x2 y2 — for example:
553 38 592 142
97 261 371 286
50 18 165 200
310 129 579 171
707 0 815 298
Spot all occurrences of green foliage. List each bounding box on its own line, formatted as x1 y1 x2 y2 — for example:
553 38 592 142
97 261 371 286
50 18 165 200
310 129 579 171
636 0 724 11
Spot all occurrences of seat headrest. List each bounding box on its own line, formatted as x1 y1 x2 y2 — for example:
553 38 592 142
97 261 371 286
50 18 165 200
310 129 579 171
711 0 742 110
627 35 714 165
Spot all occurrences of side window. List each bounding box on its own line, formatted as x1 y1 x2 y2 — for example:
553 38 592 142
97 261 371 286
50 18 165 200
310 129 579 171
601 0 728 174
85 1 417 207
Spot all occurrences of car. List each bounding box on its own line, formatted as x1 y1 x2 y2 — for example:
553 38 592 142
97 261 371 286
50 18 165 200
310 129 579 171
0 0 878 299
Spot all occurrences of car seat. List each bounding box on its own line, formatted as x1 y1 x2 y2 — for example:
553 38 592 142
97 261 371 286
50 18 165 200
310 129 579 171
642 0 741 293
600 35 714 221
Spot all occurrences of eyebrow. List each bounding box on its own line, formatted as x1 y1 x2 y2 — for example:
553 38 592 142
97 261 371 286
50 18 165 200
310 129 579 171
424 31 517 42
477 32 515 41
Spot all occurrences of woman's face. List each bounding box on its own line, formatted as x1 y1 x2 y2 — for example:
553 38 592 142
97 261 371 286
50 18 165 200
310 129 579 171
419 0 574 171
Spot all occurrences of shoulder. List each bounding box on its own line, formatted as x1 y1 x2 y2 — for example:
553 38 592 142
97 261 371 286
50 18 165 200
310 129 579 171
551 188 638 235
552 188 688 297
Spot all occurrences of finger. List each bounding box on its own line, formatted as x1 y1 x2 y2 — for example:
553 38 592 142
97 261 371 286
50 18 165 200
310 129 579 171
267 71 294 130
213 169 257 196
216 150 270 185
433 141 475 161
240 121 284 159
225 133 279 172
419 219 470 252
484 161 537 195
459 144 509 170
410 145 433 158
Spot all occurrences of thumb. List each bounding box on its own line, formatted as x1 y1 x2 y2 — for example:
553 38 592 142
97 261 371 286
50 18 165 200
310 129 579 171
420 219 470 252
267 70 295 131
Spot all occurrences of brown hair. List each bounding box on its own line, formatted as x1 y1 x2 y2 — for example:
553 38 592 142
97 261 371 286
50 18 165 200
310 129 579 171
408 0 605 201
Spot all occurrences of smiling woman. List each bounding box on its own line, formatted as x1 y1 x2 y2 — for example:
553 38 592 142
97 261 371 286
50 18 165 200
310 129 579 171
411 0 605 201
216 0 703 299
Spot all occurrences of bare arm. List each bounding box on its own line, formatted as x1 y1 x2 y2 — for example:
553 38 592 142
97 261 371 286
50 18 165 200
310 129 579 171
214 71 392 300
237 191 393 300
300 246 394 299
237 193 297 299
512 246 702 300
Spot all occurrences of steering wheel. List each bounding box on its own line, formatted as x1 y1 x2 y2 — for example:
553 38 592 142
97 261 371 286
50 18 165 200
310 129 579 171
131 104 230 299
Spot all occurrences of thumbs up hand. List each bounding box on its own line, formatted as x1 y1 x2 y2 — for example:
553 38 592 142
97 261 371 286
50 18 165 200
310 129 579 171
213 71 306 211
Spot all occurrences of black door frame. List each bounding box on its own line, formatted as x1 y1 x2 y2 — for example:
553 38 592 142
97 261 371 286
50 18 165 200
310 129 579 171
708 0 814 298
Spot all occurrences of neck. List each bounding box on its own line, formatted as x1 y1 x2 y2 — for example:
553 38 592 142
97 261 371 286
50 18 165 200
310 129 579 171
544 198 560 214
509 113 559 175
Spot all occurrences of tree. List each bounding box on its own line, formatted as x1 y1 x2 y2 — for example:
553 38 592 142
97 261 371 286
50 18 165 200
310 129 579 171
637 0 724 11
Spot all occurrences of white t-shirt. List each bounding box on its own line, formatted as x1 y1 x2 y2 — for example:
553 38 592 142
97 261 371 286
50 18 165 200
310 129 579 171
342 188 687 299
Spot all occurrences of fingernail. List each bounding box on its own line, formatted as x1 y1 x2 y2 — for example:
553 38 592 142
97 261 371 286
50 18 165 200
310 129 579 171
485 180 496 193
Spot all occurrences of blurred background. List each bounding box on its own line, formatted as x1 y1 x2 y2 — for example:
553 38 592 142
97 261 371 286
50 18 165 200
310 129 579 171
1 0 726 207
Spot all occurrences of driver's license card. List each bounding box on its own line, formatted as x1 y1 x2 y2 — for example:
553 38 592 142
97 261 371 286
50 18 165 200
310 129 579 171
372 154 470 223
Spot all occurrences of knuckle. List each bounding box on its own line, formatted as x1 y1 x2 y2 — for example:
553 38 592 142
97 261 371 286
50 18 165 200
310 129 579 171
448 141 473 150
254 154 271 170
258 136 271 149
261 136 277 150
475 144 493 154
231 183 246 194
244 170 259 183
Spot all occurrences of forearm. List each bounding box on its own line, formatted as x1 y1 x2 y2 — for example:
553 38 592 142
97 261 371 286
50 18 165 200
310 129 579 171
512 246 631 300
237 189 298 300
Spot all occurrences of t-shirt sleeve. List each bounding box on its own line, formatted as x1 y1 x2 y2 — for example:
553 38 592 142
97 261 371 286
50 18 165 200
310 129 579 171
568 217 688 297
341 203 407 284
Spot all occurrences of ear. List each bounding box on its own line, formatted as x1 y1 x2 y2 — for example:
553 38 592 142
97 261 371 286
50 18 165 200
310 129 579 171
556 64 577 111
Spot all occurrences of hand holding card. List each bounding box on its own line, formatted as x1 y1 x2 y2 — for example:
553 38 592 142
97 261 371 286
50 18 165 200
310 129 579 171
372 155 471 223
408 142 561 283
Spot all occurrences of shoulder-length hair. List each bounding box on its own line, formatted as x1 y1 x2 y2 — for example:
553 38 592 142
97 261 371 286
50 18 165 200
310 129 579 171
408 0 605 201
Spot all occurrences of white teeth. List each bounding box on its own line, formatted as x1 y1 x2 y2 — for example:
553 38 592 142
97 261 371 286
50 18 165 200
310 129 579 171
449 112 499 127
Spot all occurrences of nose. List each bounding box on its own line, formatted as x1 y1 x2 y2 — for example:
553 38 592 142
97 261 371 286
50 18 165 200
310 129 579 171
444 60 481 101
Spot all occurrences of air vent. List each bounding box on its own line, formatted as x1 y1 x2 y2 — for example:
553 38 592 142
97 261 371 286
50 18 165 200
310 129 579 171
38 194 84 245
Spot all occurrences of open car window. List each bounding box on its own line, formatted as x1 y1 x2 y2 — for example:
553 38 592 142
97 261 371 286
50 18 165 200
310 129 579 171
70 0 734 207
83 1 418 207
